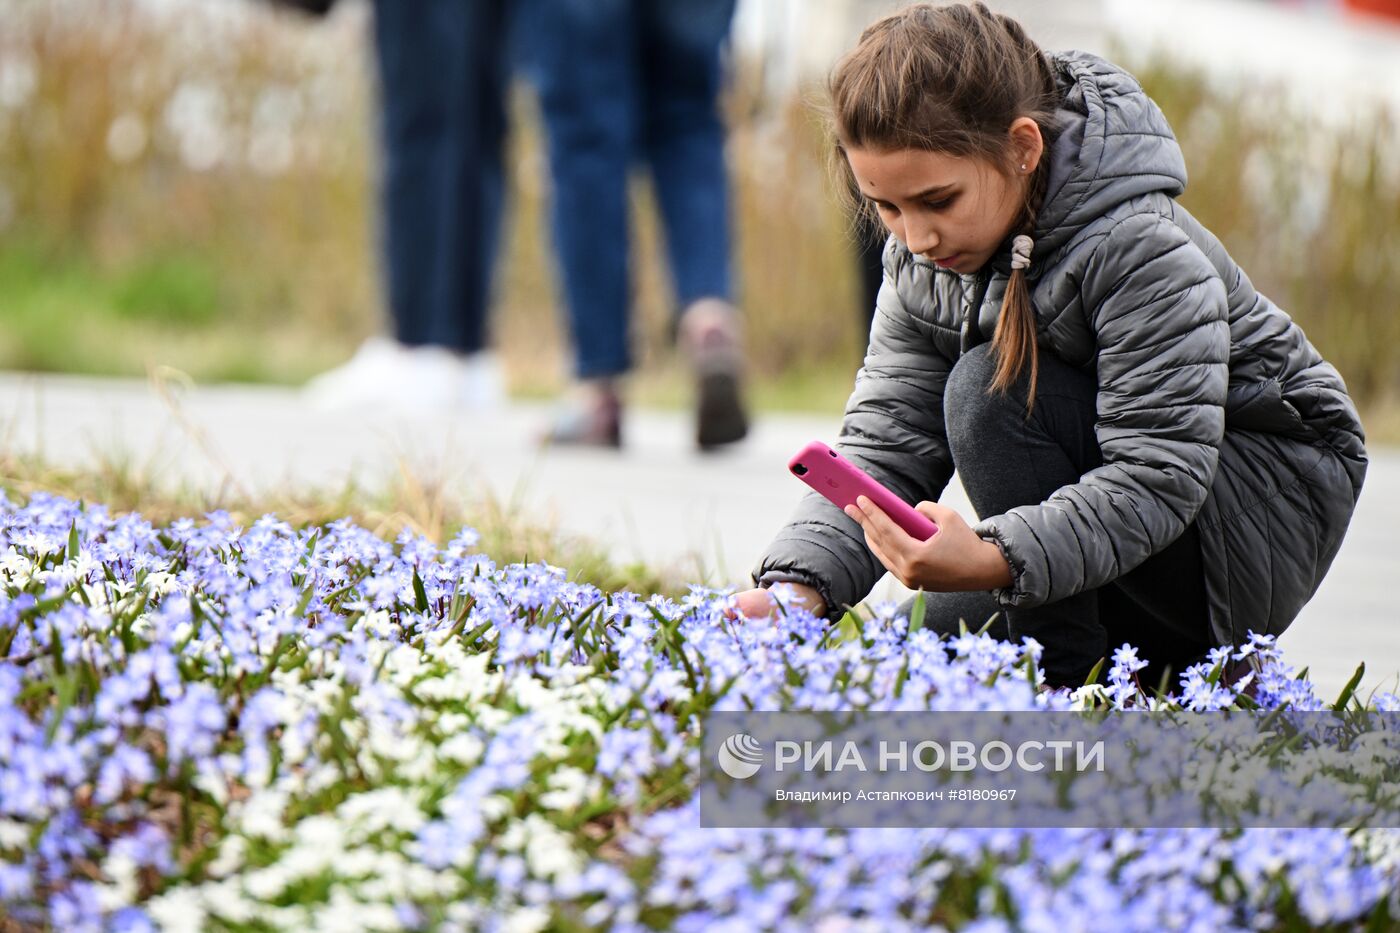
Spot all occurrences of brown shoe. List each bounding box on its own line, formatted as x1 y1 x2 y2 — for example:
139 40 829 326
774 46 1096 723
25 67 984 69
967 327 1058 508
678 298 749 451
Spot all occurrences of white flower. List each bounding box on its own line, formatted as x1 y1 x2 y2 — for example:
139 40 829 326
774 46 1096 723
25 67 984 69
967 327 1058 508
503 906 551 933
1357 829 1400 873
363 610 395 638
97 853 139 911
145 570 180 596
0 547 32 583
0 820 29 848
474 706 514 733
242 865 290 901
445 901 482 928
205 834 247 878
479 793 514 822
1070 683 1109 710
235 789 291 843
365 719 420 763
193 758 231 807
382 644 429 683
437 732 484 766
292 814 346 852
538 767 595 812
438 712 471 733
311 890 402 933
306 679 344 715
274 845 332 883
198 879 256 925
146 887 208 933
399 749 440 783
304 762 343 795
337 847 383 878
337 787 426 835
521 815 584 880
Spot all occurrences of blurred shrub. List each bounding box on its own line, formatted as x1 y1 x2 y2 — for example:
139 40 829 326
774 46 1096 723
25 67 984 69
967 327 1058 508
112 253 222 325
0 1 1394 413
0 0 377 378
1134 59 1400 403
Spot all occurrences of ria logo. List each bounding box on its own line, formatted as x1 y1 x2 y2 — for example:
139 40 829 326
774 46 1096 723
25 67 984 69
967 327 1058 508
717 733 764 779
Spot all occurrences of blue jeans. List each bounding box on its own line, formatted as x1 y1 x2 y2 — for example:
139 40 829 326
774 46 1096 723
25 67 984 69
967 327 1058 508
372 0 508 353
518 0 737 378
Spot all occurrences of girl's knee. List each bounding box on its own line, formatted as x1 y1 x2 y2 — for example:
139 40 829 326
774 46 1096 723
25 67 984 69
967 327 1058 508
944 344 1010 439
945 343 994 400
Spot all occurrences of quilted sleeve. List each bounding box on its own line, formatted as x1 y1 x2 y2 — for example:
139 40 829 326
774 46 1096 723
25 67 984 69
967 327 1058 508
973 213 1230 608
753 252 957 620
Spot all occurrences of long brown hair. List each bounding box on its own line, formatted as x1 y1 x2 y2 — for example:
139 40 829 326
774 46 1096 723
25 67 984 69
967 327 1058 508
828 2 1060 408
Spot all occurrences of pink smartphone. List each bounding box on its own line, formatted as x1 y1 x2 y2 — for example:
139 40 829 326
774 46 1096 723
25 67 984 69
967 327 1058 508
788 441 939 541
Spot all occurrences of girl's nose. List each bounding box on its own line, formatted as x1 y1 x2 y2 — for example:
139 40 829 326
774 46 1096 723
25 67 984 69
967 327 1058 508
904 222 939 256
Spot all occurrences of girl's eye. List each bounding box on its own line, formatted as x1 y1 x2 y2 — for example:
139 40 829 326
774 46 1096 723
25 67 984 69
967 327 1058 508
924 197 955 211
872 201 898 214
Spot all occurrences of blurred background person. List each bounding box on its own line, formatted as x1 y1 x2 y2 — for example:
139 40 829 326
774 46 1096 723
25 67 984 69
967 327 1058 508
516 0 750 450
303 0 510 412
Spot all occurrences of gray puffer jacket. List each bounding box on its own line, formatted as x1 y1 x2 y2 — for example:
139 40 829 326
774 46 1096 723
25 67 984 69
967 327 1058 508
755 50 1368 649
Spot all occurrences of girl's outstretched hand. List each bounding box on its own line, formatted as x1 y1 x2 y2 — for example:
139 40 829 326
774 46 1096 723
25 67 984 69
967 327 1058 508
728 584 827 622
845 497 1013 592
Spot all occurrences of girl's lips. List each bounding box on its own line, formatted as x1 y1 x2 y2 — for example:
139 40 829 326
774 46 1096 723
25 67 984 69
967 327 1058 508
932 253 961 268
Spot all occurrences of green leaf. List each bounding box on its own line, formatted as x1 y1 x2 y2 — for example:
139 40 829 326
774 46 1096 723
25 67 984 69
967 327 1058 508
1205 658 1226 686
67 522 80 562
908 590 927 635
1153 664 1174 702
294 583 316 619
1082 656 1106 688
1332 662 1366 712
49 622 66 675
975 612 1000 636
1260 730 1307 760
46 671 79 743
847 604 866 643
893 656 912 698
411 568 429 614
447 597 478 640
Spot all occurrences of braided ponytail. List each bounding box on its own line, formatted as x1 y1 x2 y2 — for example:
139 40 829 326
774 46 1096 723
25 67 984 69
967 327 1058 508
990 152 1051 412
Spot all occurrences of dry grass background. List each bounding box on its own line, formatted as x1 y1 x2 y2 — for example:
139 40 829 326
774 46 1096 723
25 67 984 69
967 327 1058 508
0 1 1396 431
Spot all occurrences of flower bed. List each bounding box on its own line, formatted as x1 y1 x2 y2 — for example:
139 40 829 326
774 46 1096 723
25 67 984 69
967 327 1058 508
1 492 1397 931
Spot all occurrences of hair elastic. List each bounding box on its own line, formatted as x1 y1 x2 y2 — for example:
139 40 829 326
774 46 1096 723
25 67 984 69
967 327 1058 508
1011 234 1034 271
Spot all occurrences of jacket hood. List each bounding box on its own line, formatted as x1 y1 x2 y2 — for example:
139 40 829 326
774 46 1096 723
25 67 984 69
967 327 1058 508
1011 50 1188 267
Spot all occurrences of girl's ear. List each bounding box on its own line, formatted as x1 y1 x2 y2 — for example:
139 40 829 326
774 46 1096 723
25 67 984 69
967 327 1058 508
1008 117 1045 175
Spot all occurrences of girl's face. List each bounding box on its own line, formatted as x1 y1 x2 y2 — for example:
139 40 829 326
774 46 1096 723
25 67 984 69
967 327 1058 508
846 124 1042 275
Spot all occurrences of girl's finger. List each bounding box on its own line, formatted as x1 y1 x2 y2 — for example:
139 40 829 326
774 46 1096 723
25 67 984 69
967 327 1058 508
855 496 915 550
847 502 892 556
847 501 907 576
867 536 900 575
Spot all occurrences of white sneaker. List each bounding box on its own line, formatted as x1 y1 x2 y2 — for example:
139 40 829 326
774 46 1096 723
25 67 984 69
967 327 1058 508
303 337 506 413
457 350 506 409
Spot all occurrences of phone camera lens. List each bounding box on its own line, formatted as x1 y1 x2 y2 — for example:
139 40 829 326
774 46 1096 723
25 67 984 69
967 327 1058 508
792 463 808 476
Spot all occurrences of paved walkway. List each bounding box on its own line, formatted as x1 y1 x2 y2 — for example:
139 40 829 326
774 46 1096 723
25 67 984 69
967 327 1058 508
1 371 1394 700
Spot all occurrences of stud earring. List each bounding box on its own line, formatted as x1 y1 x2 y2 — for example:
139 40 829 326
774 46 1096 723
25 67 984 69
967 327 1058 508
1020 163 1028 172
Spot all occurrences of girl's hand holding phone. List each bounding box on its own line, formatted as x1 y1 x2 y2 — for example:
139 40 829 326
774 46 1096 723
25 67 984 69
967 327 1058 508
845 497 1013 592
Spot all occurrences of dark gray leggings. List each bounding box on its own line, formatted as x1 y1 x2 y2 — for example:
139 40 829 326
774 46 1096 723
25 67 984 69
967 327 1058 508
907 343 1214 689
